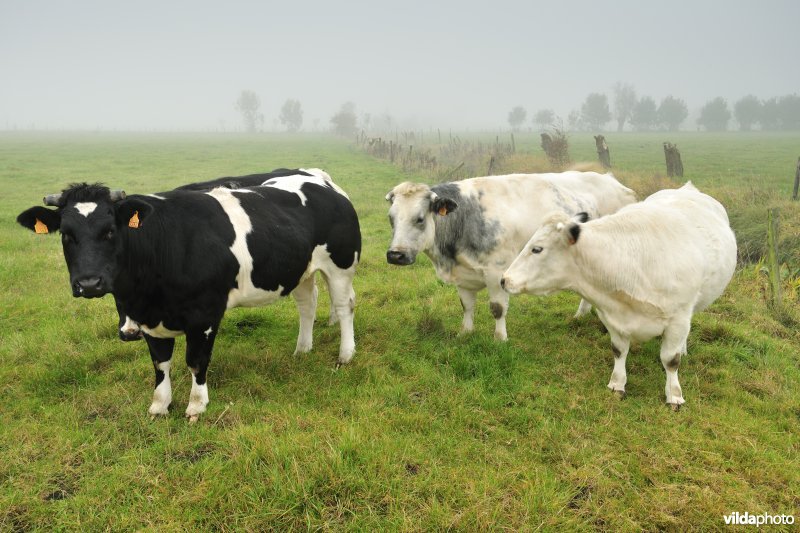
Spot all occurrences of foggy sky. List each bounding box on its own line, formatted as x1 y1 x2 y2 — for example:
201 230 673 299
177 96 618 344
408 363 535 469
1 0 798 131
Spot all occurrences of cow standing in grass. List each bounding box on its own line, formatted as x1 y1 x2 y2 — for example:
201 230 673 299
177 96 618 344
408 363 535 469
111 168 346 341
501 182 737 408
17 169 361 421
385 171 636 340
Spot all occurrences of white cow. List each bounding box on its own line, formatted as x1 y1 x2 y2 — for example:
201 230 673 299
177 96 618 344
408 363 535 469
385 171 636 340
501 182 737 409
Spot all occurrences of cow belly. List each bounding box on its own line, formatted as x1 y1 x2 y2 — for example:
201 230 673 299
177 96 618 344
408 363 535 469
434 262 486 290
141 321 184 339
227 283 284 309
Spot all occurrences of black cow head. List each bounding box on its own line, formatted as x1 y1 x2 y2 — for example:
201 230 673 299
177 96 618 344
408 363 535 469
17 183 153 298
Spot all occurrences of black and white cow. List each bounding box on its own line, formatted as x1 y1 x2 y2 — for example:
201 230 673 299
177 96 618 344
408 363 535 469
386 171 636 340
17 169 361 421
111 168 343 341
172 168 313 192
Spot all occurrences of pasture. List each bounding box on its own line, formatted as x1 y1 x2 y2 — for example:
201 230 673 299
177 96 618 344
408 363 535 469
1 132 799 530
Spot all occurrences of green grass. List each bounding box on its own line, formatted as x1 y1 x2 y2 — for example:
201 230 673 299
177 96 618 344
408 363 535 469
1 132 799 530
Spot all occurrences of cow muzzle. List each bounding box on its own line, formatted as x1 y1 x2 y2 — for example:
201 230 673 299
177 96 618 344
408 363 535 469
119 326 143 341
72 276 107 298
500 276 521 295
386 249 415 265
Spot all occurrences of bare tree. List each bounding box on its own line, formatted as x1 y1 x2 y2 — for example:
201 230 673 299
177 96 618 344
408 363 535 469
279 99 303 132
235 90 261 133
613 82 637 132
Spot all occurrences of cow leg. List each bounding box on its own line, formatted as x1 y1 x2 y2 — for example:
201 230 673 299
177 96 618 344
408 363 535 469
660 318 691 410
457 286 477 334
327 269 356 366
293 274 318 355
145 335 175 417
574 298 592 319
184 325 218 423
486 277 510 341
320 271 339 326
606 331 630 398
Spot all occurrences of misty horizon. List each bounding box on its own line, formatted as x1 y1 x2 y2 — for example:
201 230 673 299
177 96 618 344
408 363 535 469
2 0 798 132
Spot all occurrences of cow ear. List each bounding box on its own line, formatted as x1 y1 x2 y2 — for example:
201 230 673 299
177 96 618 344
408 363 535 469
17 206 61 234
431 195 458 216
567 223 581 245
385 191 395 203
115 198 154 229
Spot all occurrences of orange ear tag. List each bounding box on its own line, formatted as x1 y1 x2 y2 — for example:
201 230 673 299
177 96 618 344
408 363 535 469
34 219 49 234
438 206 448 216
128 211 140 229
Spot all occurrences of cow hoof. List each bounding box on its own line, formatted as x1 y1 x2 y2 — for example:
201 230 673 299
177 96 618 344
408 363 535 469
669 403 682 412
337 349 354 367
612 389 626 400
148 404 170 418
187 414 200 424
494 332 508 342
293 343 312 356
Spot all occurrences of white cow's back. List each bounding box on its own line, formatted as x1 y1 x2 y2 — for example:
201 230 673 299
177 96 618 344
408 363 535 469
576 183 736 315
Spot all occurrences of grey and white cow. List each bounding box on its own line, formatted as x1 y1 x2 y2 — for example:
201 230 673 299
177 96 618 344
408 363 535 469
386 171 636 340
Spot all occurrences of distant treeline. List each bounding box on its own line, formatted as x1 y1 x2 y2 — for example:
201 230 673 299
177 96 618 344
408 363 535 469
512 89 800 133
232 88 800 135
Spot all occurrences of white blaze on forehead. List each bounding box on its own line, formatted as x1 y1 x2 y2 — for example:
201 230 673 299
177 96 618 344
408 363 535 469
207 187 284 309
261 173 345 205
73 202 97 217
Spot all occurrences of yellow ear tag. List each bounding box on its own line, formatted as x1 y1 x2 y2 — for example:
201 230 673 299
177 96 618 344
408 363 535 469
128 211 140 229
34 218 49 234
438 206 448 216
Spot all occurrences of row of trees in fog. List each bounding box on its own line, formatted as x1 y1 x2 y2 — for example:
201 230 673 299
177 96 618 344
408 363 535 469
235 90 360 135
509 84 800 132
235 88 800 135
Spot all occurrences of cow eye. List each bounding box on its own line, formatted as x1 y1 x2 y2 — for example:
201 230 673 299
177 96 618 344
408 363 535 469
531 246 543 254
105 229 115 240
415 216 425 225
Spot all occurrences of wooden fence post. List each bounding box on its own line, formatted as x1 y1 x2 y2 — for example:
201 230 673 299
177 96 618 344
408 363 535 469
594 134 611 169
541 133 553 157
793 157 799 200
767 208 782 310
664 142 684 178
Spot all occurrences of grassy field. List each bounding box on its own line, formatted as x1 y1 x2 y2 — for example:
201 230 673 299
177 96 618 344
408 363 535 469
1 132 799 530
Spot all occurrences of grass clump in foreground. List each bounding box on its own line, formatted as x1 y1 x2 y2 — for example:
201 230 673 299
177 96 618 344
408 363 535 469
0 132 798 530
